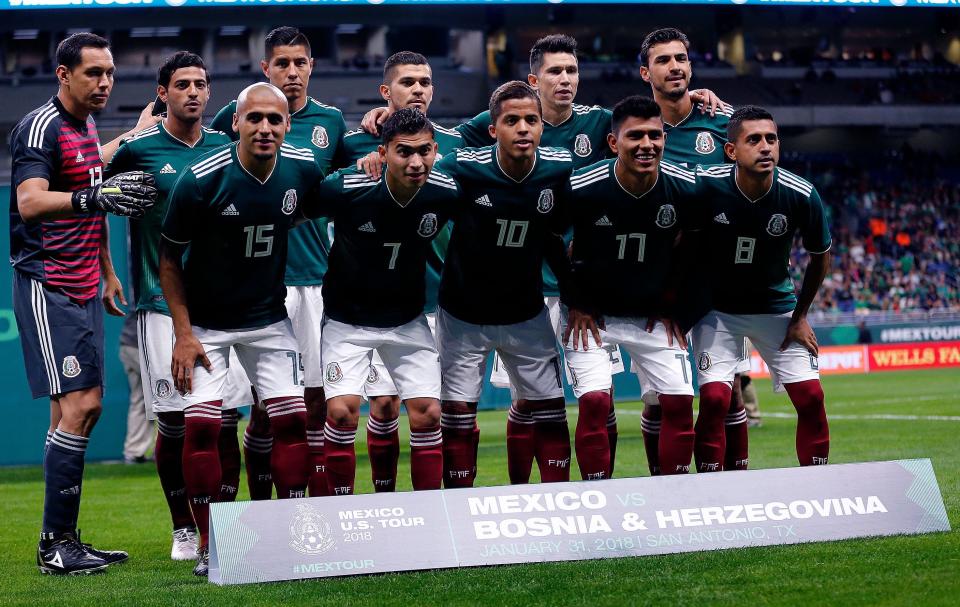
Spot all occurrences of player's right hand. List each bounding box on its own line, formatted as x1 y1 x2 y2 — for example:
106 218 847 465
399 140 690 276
564 307 604 351
360 106 390 135
171 333 212 395
72 171 158 218
356 151 384 180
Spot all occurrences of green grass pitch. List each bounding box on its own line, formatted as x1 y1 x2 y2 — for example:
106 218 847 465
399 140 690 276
1 369 957 606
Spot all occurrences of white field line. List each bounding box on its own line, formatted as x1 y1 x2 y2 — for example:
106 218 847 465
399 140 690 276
600 409 960 422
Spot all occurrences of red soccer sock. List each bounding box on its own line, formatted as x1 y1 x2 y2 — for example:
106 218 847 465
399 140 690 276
441 406 477 488
182 401 222 548
575 391 611 480
217 410 241 502
324 420 358 495
156 417 194 530
242 425 273 500
533 406 571 483
640 409 661 476
409 424 443 490
607 403 619 477
659 394 695 475
366 414 400 492
306 426 328 498
785 380 830 466
264 397 309 499
506 404 536 484
695 382 732 473
724 406 750 471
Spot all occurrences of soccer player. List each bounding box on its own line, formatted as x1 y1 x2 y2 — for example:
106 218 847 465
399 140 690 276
634 27 751 476
340 51 463 492
307 108 457 495
211 27 348 499
435 81 573 487
106 51 253 561
561 96 697 480
160 83 317 575
11 33 156 575
692 106 831 471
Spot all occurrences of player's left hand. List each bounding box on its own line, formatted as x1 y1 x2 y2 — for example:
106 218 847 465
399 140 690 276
690 89 723 117
780 316 818 356
645 316 688 349
133 101 162 133
357 151 384 180
101 273 126 316
172 333 212 395
564 307 604 351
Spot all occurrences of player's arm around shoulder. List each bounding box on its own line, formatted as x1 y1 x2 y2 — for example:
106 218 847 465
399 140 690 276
455 111 495 148
303 168 349 220
210 101 239 141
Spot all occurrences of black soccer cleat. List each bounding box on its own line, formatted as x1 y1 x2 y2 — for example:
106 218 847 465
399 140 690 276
76 531 129 566
193 546 209 577
37 534 108 576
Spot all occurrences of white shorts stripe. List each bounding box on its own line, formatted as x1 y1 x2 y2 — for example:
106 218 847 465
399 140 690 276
30 279 59 395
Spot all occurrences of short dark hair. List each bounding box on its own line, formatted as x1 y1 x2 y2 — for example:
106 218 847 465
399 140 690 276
611 95 662 134
640 28 690 67
264 26 311 59
489 80 541 123
381 107 434 145
727 105 776 141
529 34 577 75
56 33 110 71
383 51 429 83
157 51 208 88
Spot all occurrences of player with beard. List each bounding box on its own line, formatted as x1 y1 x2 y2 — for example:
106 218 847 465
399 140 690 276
161 83 318 575
211 27 348 499
692 107 830 472
106 51 256 561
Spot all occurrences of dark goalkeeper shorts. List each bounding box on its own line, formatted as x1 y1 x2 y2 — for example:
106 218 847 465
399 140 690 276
13 270 104 399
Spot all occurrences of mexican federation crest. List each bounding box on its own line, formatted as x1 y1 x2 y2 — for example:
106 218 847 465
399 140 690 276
695 131 716 155
574 133 592 158
697 352 711 371
311 125 329 149
155 379 172 400
537 188 555 214
289 505 335 555
655 204 677 228
418 213 438 238
281 189 298 215
366 366 379 384
326 362 343 384
766 213 789 236
62 356 81 378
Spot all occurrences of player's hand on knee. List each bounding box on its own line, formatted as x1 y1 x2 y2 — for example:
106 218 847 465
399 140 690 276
565 307 603 351
171 333 212 394
356 151 384 180
780 317 818 356
72 171 158 218
361 106 390 135
690 89 722 117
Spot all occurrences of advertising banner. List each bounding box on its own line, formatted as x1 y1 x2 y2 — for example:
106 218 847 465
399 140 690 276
868 341 960 372
208 459 950 585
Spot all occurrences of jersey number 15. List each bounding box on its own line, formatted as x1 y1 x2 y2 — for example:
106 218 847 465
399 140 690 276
244 224 274 258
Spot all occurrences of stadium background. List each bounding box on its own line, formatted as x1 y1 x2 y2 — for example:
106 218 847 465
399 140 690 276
1 1 958 465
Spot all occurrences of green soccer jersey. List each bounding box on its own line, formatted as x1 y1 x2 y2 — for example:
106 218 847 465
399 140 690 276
694 163 832 315
457 104 612 296
106 123 232 315
162 142 324 330
211 96 347 286
563 159 701 318
306 167 459 328
662 101 733 167
437 145 573 325
340 119 465 314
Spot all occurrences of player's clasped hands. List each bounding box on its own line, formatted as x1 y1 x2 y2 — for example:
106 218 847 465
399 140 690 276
171 333 212 395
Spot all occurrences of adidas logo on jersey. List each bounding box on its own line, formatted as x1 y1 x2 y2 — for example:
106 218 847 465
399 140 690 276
221 204 239 216
474 194 492 207
714 213 730 224
359 221 377 233
75 152 84 163
160 163 177 174
595 215 613 226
